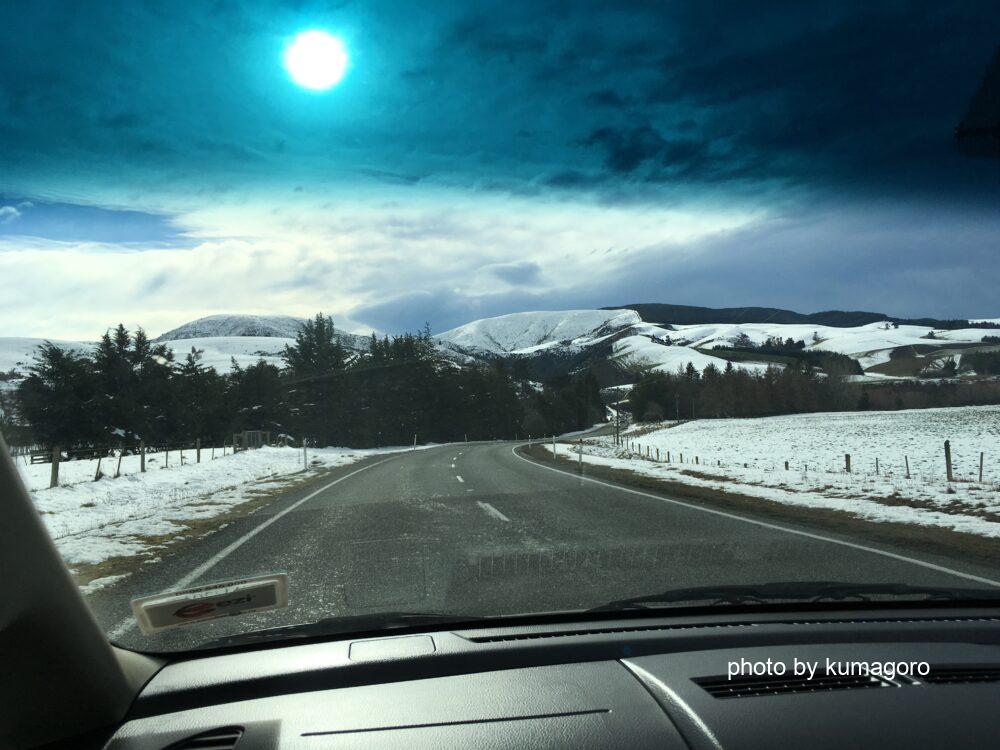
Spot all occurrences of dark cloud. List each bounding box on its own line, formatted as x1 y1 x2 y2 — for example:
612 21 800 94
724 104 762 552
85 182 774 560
485 260 542 286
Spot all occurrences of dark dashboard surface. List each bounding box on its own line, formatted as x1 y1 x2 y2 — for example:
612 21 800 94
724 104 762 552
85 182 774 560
105 608 1000 749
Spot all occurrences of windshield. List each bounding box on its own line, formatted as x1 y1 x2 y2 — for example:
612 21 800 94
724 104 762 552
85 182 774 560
1 2 998 652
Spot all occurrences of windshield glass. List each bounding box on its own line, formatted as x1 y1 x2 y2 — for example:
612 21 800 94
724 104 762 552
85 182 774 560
1 1 998 652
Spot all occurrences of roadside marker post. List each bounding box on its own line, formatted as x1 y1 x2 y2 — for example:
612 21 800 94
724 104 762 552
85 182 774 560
845 453 851 473
980 452 985 483
49 446 60 488
303 439 308 468
552 435 556 454
578 438 583 474
944 440 953 482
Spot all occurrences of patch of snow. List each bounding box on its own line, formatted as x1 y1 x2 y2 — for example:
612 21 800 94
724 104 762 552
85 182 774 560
612 337 772 374
23 444 422 567
564 405 1000 538
436 309 641 355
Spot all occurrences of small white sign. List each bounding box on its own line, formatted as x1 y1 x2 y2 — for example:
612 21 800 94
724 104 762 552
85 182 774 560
130 574 289 635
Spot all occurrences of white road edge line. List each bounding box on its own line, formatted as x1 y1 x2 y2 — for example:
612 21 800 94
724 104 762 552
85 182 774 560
511 445 1000 588
456 475 465 483
477 501 511 522
107 453 402 641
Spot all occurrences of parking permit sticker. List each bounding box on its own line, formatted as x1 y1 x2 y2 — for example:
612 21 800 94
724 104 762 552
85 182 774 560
130 574 289 634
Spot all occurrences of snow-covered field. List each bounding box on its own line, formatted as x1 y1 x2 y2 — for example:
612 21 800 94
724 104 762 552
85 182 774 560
20 444 419 577
552 406 1000 538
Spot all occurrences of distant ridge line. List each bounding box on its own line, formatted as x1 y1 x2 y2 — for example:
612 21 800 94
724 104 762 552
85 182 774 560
609 303 998 330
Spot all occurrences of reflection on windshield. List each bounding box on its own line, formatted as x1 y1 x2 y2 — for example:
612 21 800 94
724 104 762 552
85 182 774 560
0 1 997 651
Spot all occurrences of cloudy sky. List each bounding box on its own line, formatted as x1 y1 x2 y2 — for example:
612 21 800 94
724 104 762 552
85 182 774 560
1 0 997 339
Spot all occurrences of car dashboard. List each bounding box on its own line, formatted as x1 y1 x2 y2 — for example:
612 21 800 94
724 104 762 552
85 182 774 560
104 607 1000 749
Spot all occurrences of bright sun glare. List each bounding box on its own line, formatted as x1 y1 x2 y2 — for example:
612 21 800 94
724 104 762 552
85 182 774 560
284 30 348 91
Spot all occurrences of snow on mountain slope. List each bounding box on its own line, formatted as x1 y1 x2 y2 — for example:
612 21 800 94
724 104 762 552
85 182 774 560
612 337 772 374
159 336 292 371
671 322 989 360
0 337 94 375
154 314 306 340
436 309 642 355
155 314 370 352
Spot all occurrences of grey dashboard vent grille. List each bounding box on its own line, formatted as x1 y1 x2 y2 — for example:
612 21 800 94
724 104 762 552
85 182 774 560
165 726 243 750
465 615 1000 643
695 673 894 699
468 622 748 642
922 667 1000 685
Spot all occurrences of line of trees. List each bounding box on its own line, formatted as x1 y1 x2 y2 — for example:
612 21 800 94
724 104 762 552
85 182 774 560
629 361 1000 422
1 315 608 452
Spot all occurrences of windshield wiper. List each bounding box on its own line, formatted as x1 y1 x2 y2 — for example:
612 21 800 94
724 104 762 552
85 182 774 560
587 581 1000 613
199 611 490 649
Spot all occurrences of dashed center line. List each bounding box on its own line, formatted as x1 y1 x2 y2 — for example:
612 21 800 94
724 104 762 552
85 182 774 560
456 475 465 483
477 501 510 522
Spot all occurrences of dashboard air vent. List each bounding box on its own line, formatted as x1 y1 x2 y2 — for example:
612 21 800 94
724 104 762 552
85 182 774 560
695 673 895 699
922 667 1000 685
165 726 243 750
464 615 1000 643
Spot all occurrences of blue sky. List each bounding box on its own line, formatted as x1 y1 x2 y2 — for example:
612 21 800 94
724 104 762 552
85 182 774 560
1 0 997 338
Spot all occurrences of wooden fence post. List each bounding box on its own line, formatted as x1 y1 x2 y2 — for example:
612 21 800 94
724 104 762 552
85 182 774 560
784 461 789 471
875 458 879 475
944 440 953 482
980 452 985 483
656 448 660 461
667 451 670 463
164 448 169 469
196 438 201 463
49 446 60 488
904 455 909 479
845 454 851 473
94 456 103 482
140 440 145 473
578 438 583 473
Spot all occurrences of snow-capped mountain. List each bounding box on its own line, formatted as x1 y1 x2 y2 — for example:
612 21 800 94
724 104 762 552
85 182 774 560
436 309 648 356
154 314 307 341
153 314 370 370
2 307 996 386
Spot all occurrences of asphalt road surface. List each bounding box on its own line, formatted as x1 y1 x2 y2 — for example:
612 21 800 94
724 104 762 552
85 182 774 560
88 441 1000 652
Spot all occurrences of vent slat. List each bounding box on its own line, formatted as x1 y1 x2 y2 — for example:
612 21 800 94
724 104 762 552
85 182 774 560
466 616 1000 643
695 673 894 698
923 668 1000 685
165 726 244 750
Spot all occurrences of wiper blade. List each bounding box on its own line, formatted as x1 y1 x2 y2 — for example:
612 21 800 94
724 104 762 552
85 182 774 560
587 581 1000 613
200 611 489 649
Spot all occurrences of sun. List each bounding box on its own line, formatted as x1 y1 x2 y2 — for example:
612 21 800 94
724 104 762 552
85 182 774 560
284 30 348 91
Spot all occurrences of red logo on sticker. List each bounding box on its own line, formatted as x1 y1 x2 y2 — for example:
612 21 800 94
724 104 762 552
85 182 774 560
174 602 216 618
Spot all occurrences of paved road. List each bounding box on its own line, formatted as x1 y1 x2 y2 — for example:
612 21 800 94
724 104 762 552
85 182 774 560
90 441 999 651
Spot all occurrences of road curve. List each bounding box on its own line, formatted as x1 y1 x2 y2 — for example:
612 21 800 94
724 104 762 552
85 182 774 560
89 441 998 651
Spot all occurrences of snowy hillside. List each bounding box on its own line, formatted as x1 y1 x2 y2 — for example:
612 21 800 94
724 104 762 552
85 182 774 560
154 314 306 340
3 309 996 384
154 313 370 352
436 309 644 355
0 337 94 375
559 405 1000 538
159 336 292 370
